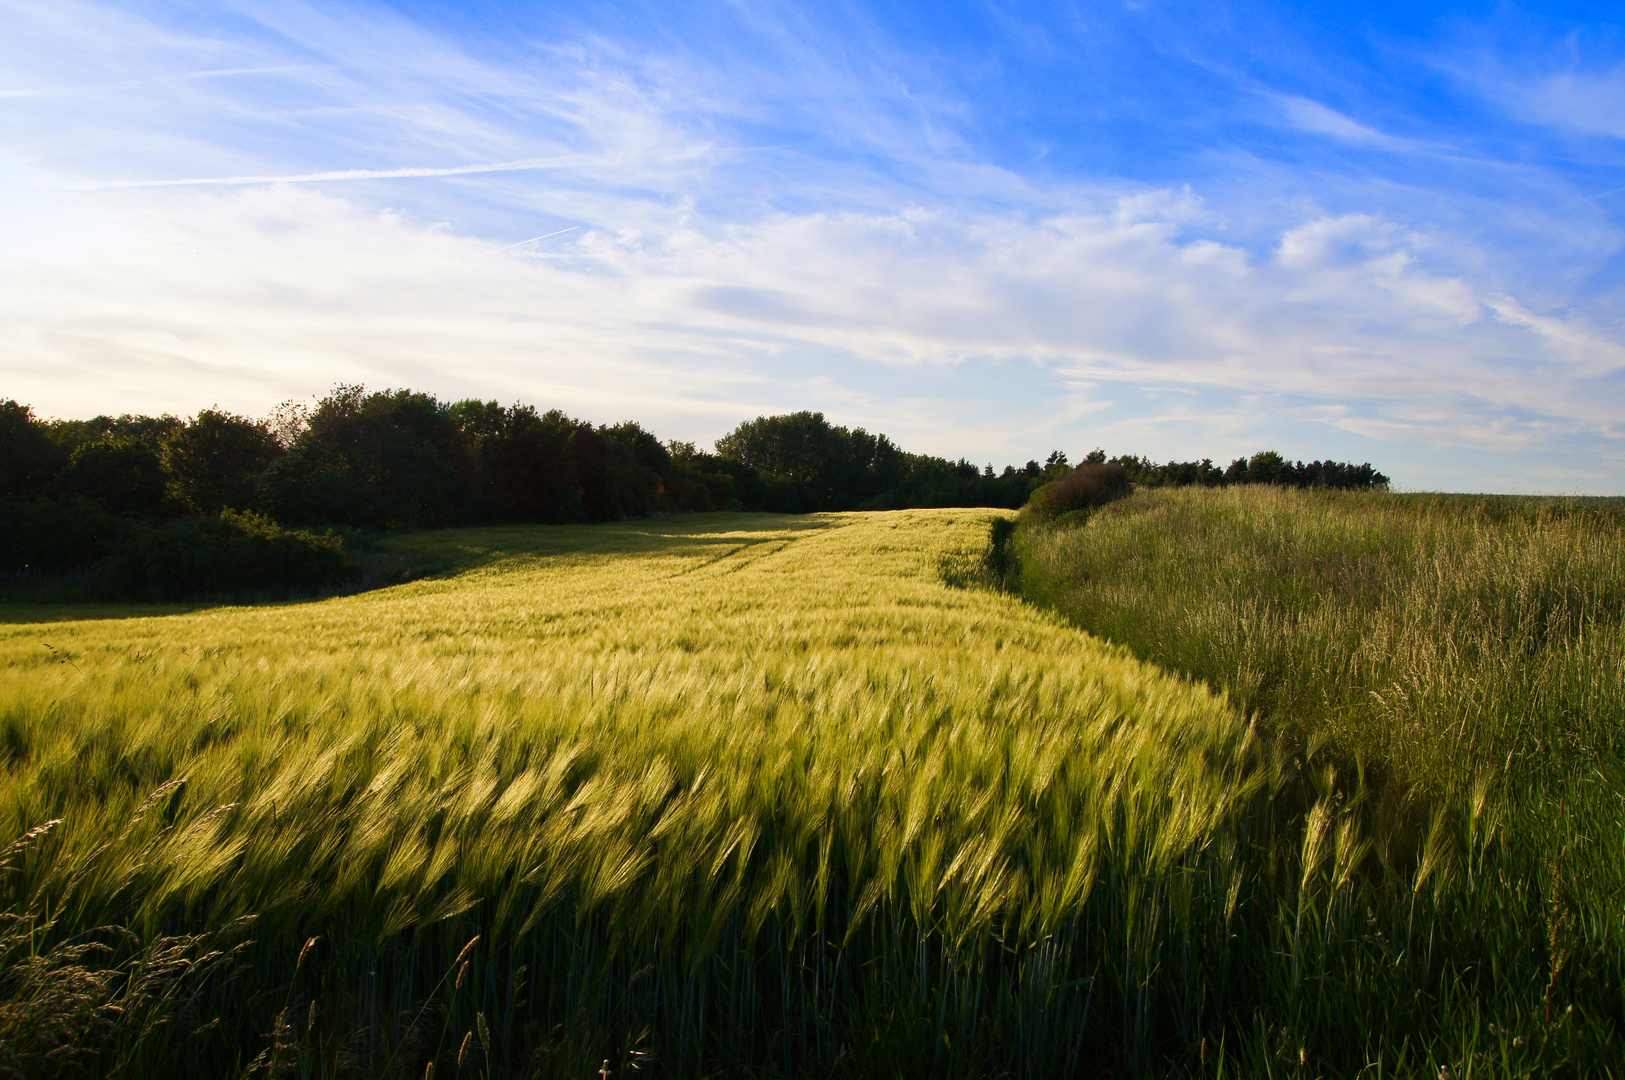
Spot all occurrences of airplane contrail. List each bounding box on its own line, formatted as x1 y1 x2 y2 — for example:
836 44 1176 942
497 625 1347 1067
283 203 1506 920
70 156 594 190
484 226 582 255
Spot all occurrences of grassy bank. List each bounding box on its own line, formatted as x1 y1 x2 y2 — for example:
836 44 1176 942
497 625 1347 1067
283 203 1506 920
1011 487 1625 790
0 506 1618 1076
1009 486 1625 1074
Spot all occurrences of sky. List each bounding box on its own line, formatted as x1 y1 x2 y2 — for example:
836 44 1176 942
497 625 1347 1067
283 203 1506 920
3 0 1624 492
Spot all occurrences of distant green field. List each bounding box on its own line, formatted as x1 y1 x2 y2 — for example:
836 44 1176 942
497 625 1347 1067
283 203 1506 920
0 505 1617 1077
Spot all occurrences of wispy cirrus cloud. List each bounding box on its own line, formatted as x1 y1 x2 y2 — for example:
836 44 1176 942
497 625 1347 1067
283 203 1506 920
1275 96 1410 149
1462 60 1625 141
4 182 1619 472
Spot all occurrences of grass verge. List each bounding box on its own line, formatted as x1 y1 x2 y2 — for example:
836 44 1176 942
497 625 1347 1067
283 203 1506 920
1007 486 1625 1076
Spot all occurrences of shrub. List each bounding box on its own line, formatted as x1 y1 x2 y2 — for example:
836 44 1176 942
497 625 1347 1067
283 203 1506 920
102 511 347 600
1024 462 1132 519
0 496 135 573
216 510 347 592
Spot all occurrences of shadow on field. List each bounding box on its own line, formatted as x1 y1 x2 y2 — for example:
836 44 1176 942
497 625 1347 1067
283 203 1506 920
376 511 839 574
0 512 837 625
0 602 220 625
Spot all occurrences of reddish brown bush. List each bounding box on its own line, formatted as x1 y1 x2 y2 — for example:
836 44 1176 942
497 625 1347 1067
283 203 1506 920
1025 462 1132 518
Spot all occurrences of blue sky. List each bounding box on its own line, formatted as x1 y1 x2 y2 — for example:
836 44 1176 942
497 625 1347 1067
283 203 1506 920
3 0 1624 491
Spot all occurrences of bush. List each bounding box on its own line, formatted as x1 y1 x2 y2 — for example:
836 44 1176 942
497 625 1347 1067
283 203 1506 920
102 511 347 600
1024 462 1132 519
0 495 136 573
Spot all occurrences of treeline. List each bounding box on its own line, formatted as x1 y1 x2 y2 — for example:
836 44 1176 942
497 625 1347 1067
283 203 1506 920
1 386 1388 599
1107 449 1390 490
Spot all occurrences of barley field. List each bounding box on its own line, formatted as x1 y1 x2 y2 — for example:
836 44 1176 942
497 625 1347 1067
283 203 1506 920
0 507 1617 1077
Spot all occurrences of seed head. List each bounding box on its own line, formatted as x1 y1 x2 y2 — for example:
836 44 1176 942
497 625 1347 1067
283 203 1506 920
458 1031 474 1069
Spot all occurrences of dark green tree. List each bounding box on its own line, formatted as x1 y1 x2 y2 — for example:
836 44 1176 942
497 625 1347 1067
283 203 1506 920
715 412 907 511
715 412 843 484
45 413 183 455
0 400 65 500
1244 450 1291 485
571 424 653 520
162 408 282 514
451 402 588 524
260 386 468 528
48 439 169 516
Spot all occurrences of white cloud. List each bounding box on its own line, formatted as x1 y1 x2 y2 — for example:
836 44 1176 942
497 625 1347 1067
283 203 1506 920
1512 67 1625 139
1485 295 1625 378
1441 37 1625 142
2 182 1620 467
1276 96 1406 149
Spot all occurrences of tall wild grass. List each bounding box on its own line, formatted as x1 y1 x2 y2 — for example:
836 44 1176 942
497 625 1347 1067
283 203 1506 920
1011 486 1625 1074
1013 487 1625 789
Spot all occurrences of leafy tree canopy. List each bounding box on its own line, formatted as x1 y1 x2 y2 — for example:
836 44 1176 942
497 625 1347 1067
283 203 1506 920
162 408 282 514
48 439 169 516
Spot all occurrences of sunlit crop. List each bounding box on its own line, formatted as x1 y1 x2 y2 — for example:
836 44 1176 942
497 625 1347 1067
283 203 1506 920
2 511 1270 1076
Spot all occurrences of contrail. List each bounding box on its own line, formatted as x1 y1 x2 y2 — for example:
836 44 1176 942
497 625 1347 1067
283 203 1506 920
71 156 594 190
484 226 581 255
